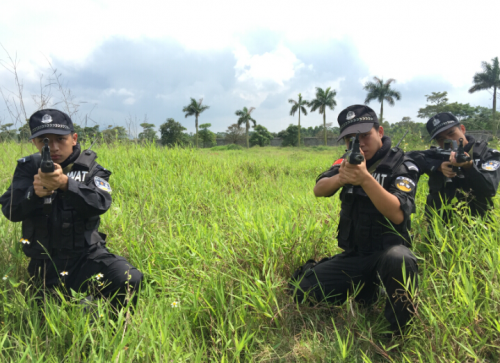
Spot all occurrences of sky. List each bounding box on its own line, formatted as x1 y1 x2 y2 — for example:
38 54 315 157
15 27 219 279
0 0 498 135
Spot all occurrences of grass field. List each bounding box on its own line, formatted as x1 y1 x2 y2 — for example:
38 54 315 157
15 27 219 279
1 142 499 362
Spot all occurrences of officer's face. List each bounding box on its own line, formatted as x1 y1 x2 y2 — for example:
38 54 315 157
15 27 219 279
434 125 467 147
344 126 384 161
32 133 78 164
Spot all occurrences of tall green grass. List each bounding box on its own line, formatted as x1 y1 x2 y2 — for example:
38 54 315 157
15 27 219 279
0 142 499 362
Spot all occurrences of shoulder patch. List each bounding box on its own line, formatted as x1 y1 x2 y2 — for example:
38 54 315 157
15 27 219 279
481 160 500 171
403 161 419 173
332 158 344 166
94 176 112 193
17 156 31 163
394 176 416 193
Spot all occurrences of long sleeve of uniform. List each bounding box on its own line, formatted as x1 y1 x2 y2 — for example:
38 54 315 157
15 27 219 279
61 167 112 219
406 150 442 175
315 156 345 197
462 150 500 197
0 163 43 222
387 162 420 223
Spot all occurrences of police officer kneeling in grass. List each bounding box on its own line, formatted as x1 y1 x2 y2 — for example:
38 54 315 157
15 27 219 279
407 112 500 224
0 109 143 313
290 105 420 334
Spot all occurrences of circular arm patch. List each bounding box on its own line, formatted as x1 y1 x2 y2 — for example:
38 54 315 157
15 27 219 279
94 176 112 193
394 176 416 193
482 160 500 171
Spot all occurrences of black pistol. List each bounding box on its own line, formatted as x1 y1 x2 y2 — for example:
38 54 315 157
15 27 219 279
344 133 365 195
41 138 55 214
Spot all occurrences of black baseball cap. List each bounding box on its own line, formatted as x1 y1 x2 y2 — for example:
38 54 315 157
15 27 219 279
337 104 379 141
426 112 460 140
29 109 74 140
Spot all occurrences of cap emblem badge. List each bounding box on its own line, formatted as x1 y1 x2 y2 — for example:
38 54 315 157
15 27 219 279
346 111 356 121
432 117 440 127
41 114 53 124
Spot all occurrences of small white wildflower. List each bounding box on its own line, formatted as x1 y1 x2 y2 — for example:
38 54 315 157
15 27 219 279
2 275 7 281
60 271 68 276
171 301 180 308
19 238 30 245
96 273 104 280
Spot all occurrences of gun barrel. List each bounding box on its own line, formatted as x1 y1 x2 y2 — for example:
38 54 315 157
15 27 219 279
40 138 54 214
456 137 471 163
346 133 364 165
41 138 54 173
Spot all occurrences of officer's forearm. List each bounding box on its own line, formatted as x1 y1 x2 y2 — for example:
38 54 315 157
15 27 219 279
360 176 404 224
314 174 343 197
0 185 41 222
463 164 499 197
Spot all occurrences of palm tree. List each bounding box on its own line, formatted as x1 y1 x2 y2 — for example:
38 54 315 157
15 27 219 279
235 107 256 148
288 93 308 147
363 77 401 123
468 57 500 132
309 87 337 146
182 98 210 148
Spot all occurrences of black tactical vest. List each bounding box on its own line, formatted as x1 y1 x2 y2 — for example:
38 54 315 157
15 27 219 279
337 148 411 254
21 150 104 259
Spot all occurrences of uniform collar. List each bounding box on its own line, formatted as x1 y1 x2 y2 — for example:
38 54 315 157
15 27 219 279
464 135 476 153
59 144 81 169
366 136 391 170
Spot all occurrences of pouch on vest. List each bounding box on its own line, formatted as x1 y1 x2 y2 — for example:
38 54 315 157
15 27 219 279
74 150 97 170
372 225 384 250
33 215 51 256
356 225 372 253
337 212 352 250
74 212 85 249
59 210 73 250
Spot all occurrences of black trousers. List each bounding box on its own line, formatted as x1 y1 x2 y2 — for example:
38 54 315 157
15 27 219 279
28 244 143 310
291 245 418 331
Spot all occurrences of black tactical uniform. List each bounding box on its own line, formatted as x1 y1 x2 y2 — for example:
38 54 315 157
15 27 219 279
408 113 500 222
291 105 419 332
0 109 142 309
411 136 500 221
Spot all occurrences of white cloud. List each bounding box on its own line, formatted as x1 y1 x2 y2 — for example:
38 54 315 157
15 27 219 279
102 88 137 105
123 97 136 105
234 45 304 87
232 45 306 106
1 0 498 89
103 88 134 97
1 0 498 132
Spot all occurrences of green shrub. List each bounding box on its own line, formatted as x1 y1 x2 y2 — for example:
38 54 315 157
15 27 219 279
227 144 243 150
211 145 228 150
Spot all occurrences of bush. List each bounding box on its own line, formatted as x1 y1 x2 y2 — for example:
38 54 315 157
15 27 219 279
249 125 273 147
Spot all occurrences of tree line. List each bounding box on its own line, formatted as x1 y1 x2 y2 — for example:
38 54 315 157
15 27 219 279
1 57 498 147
